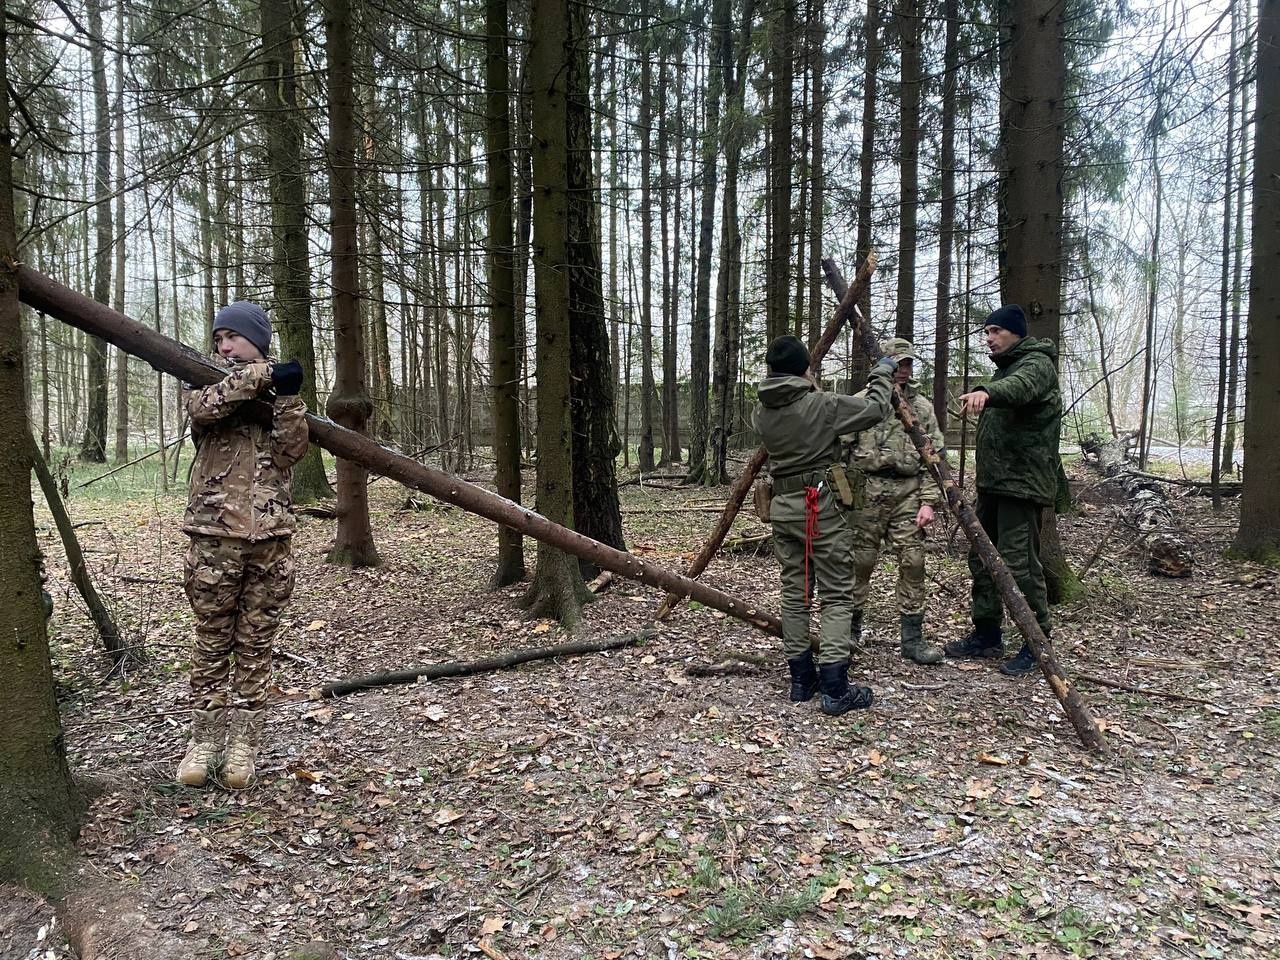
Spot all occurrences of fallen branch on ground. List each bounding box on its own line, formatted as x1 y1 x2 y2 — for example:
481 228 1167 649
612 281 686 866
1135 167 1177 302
316 629 657 698
1073 672 1216 705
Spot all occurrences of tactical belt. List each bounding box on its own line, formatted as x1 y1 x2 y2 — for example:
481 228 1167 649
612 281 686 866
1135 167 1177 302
772 471 826 495
863 468 921 479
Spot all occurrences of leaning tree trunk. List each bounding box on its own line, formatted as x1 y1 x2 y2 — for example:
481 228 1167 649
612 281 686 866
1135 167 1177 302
825 260 1107 754
324 0 379 567
1080 434 1194 578
16 267 787 640
28 434 135 669
0 12 83 881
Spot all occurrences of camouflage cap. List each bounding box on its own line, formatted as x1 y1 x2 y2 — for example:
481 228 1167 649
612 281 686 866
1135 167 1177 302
879 337 920 363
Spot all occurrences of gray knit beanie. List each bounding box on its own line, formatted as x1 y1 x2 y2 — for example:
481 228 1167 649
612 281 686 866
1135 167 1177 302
213 301 271 356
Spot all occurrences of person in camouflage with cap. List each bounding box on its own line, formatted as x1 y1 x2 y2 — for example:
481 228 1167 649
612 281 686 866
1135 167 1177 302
753 334 896 715
843 338 946 665
176 302 308 789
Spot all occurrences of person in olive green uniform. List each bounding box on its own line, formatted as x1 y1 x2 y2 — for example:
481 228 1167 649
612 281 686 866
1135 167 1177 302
945 304 1063 677
753 335 896 714
844 338 946 665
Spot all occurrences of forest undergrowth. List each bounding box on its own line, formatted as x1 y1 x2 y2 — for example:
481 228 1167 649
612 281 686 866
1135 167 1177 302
1 454 1276 960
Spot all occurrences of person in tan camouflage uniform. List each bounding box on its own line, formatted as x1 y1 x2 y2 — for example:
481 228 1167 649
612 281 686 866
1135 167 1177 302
177 302 308 789
843 338 946 665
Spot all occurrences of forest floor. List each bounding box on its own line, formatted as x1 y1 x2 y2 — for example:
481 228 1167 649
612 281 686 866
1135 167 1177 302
2 451 1278 960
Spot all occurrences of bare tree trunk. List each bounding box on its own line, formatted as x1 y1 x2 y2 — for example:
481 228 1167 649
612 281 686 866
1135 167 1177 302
1233 0 1280 561
79 0 112 464
932 0 958 431
807 0 825 368
895 0 921 340
486 0 525 587
324 0 379 567
261 0 332 501
112 1 127 463
853 0 880 392
523 0 589 626
1222 2 1250 477
637 0 657 473
688 0 726 484
766 0 794 343
0 14 83 878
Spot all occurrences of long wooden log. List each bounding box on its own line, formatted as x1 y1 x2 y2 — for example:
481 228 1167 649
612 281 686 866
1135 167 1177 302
822 258 1108 755
15 264 781 637
653 252 879 620
1080 434 1194 577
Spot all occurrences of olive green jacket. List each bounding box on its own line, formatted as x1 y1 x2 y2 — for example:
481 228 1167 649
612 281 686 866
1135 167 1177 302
974 337 1064 507
752 368 893 522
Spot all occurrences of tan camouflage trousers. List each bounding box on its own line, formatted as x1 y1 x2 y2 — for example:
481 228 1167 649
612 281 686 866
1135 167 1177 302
847 475 927 615
183 534 295 710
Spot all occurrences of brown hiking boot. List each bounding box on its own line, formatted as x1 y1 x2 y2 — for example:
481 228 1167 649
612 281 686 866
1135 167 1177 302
176 707 225 787
900 614 943 665
223 708 267 789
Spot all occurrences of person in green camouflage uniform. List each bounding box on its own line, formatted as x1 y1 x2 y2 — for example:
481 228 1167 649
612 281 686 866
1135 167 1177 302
843 338 945 665
753 335 896 715
945 304 1063 677
177 302 309 789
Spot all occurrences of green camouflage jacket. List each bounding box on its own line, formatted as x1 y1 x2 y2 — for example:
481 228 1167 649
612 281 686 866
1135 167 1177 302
974 336 1063 506
752 368 893 522
846 382 945 507
183 359 310 541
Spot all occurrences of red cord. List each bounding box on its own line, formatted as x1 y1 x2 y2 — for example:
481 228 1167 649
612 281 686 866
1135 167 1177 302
803 485 821 606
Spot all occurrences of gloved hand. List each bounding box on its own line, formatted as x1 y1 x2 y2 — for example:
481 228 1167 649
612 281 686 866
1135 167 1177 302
872 354 898 375
270 360 304 396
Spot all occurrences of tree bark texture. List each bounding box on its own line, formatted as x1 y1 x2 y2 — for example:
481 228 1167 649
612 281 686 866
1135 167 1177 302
260 0 331 502
637 0 656 474
485 0 524 588
0 11 83 881
525 0 588 627
1234 0 1280 561
324 0 379 567
825 260 1107 754
766 0 795 343
894 0 921 340
932 0 959 431
566 0 625 572
79 0 112 464
16 267 786 639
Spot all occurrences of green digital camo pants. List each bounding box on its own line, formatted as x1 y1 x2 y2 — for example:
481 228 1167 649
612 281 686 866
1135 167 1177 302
772 506 856 665
848 475 927 615
968 492 1052 635
184 534 295 710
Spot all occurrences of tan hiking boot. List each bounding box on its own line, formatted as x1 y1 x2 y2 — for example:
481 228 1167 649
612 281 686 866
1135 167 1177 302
176 708 226 787
222 708 267 789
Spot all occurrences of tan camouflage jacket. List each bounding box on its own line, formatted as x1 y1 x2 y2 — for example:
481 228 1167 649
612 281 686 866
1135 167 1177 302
183 359 310 542
845 382 945 506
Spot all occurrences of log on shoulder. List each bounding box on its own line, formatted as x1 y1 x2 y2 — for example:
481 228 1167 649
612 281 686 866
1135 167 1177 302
15 265 782 638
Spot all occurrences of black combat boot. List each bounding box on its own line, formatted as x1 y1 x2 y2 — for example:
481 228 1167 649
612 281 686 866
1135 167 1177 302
900 613 943 665
786 650 820 702
999 633 1046 677
818 662 874 716
943 620 1003 659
